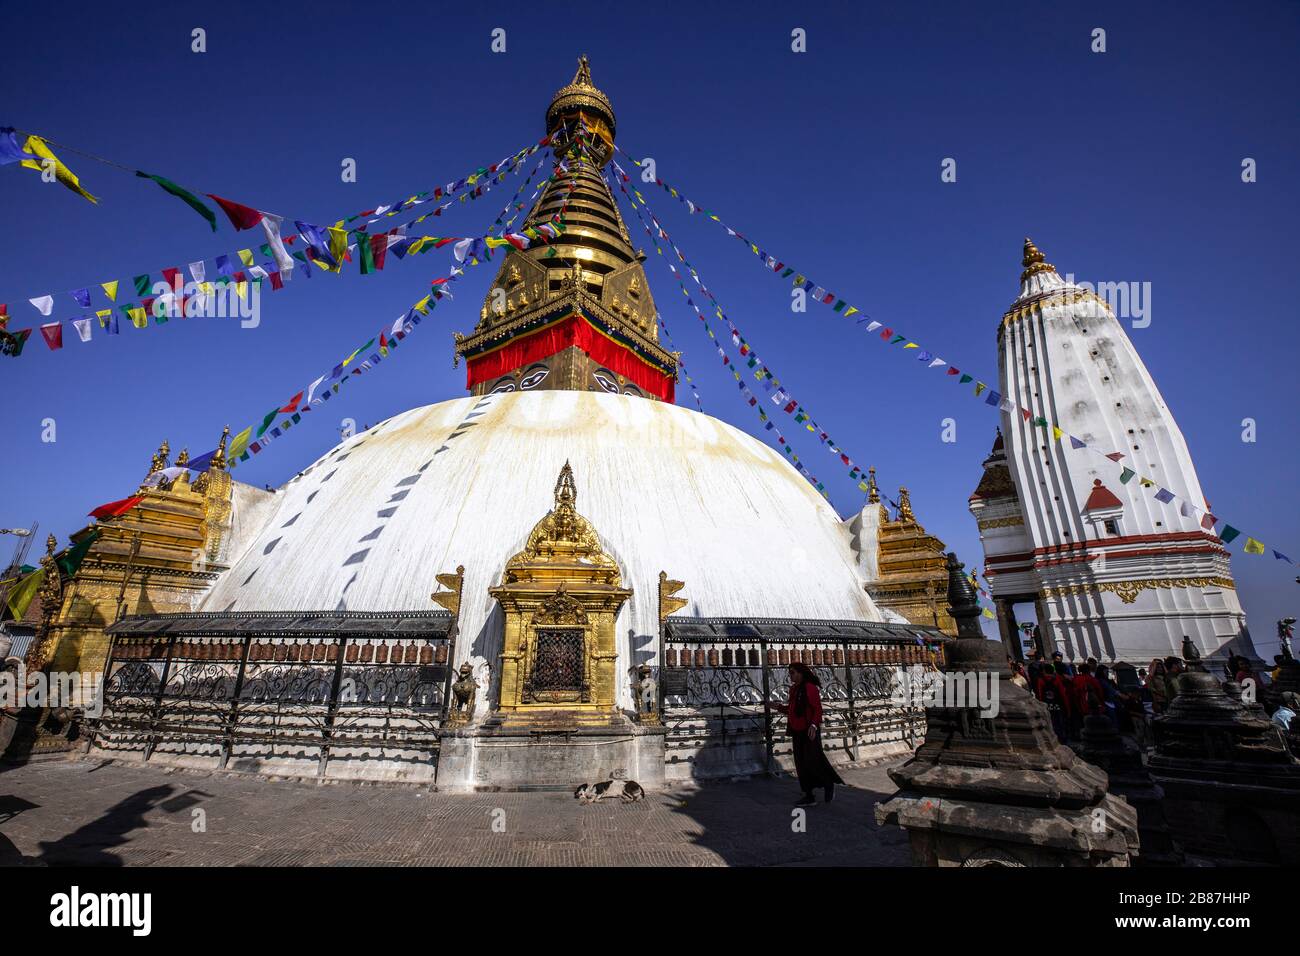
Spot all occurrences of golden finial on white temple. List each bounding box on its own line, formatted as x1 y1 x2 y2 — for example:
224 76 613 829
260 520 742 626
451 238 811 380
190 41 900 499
1020 237 1055 282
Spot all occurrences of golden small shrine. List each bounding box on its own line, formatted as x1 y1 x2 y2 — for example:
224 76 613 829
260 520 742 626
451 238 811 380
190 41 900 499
863 470 957 636
489 461 631 725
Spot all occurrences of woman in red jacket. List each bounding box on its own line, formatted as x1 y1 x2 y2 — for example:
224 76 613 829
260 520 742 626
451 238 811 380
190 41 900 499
771 662 845 806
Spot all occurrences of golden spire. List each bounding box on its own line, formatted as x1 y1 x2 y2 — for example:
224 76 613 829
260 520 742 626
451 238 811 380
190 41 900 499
554 459 578 508
897 486 915 522
211 425 231 471
1020 236 1056 282
866 466 880 504
175 448 190 468
546 55 616 144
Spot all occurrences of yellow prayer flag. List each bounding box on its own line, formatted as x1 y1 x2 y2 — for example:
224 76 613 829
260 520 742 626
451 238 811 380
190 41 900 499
102 280 119 302
228 426 253 459
20 135 98 203
5 567 44 620
1052 426 1064 441
235 281 248 300
129 307 147 328
237 249 255 267
327 228 348 272
95 309 111 327
413 295 432 315
1244 537 1265 554
903 342 919 350
844 307 859 318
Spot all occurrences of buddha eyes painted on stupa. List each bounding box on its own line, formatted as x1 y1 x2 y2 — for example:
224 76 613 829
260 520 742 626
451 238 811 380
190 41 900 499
519 365 550 390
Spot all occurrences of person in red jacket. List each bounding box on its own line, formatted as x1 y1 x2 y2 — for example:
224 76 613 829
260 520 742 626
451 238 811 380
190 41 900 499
1070 662 1107 738
770 662 845 806
1034 663 1072 743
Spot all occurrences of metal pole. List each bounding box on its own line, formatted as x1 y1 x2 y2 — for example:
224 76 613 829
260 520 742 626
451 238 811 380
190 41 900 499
219 634 254 770
842 638 857 761
143 635 176 762
318 635 350 778
759 636 774 776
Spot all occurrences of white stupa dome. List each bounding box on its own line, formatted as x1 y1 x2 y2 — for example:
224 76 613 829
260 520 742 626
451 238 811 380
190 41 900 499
202 390 885 702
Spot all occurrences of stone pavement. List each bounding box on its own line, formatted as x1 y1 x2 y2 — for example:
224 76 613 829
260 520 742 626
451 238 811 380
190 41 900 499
0 757 911 867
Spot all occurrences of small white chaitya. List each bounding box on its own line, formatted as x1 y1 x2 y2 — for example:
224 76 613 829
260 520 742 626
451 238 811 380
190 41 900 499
970 240 1256 665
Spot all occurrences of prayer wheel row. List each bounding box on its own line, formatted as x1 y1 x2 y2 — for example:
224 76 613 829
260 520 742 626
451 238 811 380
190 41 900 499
112 639 171 660
112 638 448 665
662 644 931 667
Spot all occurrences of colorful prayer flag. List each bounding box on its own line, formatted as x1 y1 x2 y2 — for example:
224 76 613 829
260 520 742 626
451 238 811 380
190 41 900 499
39 322 63 350
208 193 262 231
88 495 144 519
137 171 217 230
5 567 43 620
19 134 97 203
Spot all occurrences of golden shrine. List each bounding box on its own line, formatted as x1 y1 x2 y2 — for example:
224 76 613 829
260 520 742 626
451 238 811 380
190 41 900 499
862 469 957 636
490 462 630 726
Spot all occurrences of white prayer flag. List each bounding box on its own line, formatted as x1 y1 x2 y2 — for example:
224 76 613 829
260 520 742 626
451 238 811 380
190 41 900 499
30 295 53 315
72 318 92 342
259 213 296 279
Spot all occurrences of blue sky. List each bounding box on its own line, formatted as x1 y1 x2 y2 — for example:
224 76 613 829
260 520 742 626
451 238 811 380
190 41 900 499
2 1 1297 652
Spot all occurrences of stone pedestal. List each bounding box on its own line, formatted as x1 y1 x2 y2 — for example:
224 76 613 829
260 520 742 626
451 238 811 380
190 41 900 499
874 555 1138 867
436 715 666 792
1148 638 1300 866
1073 714 1182 866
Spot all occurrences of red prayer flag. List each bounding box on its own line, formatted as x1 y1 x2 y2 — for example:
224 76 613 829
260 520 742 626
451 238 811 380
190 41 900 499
1201 513 1218 531
161 267 180 290
39 322 63 350
1021 409 1032 421
946 367 960 376
88 495 144 519
268 271 284 291
369 233 387 271
1105 452 1125 462
207 193 262 231
279 391 303 413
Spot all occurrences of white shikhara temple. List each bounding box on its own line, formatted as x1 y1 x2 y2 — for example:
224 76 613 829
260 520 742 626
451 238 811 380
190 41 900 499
969 239 1256 666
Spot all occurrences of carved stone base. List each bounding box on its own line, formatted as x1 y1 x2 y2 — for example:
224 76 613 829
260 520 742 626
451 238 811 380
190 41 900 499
436 717 666 793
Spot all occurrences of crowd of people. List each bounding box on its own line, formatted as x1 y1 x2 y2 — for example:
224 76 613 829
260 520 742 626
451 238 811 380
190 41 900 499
1008 643 1296 748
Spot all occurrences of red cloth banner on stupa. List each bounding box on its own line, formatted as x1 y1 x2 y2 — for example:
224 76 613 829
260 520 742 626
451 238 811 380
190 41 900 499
465 314 675 402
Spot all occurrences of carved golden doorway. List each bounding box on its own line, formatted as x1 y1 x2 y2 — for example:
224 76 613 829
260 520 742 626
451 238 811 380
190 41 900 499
491 463 631 721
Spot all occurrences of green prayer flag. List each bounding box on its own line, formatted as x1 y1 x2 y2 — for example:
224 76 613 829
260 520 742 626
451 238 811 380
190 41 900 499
1119 467 1135 484
136 171 217 231
1033 416 1048 427
357 236 375 275
133 274 151 296
1220 525 1241 544
257 410 277 438
57 530 100 578
959 374 972 384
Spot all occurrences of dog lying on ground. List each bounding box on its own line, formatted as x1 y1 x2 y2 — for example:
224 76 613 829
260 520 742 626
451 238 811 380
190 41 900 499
574 779 645 804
